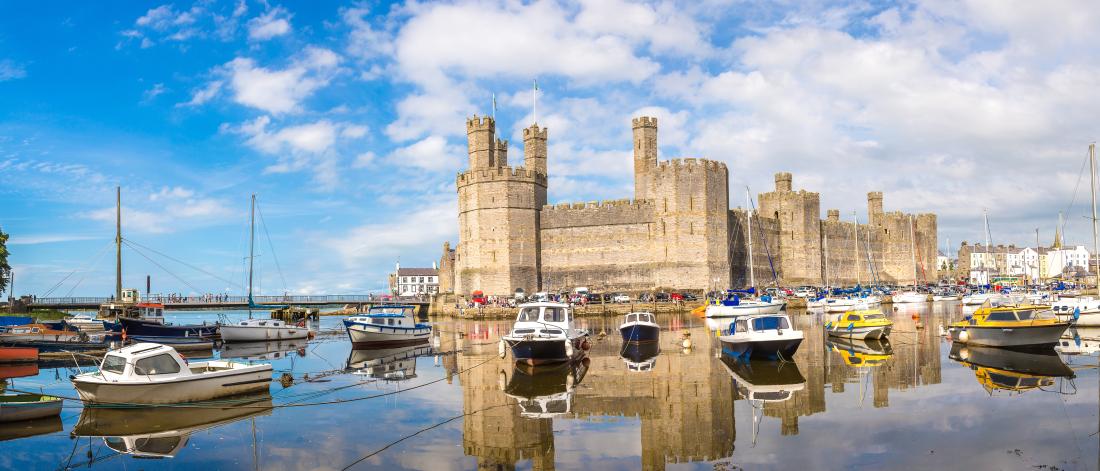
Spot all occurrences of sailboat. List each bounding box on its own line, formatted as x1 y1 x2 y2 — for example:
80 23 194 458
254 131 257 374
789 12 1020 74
705 190 786 317
1052 144 1100 325
893 215 929 303
220 195 311 342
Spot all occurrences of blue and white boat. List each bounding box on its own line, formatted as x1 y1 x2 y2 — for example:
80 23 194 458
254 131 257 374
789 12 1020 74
704 290 785 318
619 312 659 342
501 302 590 366
343 305 431 347
718 313 803 361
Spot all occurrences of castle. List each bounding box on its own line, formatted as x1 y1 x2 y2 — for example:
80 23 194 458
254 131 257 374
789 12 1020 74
440 115 937 296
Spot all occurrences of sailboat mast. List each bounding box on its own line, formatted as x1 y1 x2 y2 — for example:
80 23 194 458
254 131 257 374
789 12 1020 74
746 190 755 290
248 194 256 315
910 215 918 286
1090 143 1098 296
823 232 830 288
115 186 122 301
853 212 860 287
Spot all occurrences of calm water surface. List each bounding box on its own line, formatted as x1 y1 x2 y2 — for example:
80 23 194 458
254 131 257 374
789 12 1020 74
1 303 1098 470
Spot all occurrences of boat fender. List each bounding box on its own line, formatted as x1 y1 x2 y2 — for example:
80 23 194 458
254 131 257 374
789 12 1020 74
498 339 507 359
681 337 692 349
565 339 574 358
957 347 970 361
958 330 969 343
581 339 590 351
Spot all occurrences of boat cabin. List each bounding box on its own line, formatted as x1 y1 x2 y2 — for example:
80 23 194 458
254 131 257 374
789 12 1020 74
510 302 575 338
348 305 418 329
728 315 792 336
97 343 222 381
832 309 888 325
623 312 656 326
966 304 1057 326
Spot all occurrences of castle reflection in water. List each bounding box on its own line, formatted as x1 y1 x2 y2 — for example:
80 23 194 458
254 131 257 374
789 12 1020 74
432 303 951 470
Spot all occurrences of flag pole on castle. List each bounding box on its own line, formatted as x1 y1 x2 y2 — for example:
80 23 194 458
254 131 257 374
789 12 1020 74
492 93 496 121
532 79 538 125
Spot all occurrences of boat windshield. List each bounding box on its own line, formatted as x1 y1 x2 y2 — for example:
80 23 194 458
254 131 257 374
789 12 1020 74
543 307 566 323
985 311 1017 322
752 316 789 331
134 354 182 375
517 307 540 322
102 355 127 374
1015 310 1034 320
372 306 411 316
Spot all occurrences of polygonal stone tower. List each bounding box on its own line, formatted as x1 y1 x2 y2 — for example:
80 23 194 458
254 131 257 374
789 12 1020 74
633 117 658 200
455 116 547 297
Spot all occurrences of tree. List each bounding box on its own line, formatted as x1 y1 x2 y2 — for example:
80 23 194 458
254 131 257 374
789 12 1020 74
0 226 8 297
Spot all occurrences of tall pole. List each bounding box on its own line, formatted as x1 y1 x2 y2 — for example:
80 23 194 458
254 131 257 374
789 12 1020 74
248 194 256 316
1090 143 1098 296
823 232 830 288
853 212 860 287
115 186 122 301
909 215 918 287
746 190 755 290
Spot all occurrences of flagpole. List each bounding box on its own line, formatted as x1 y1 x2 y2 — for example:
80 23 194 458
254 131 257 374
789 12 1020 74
533 79 538 125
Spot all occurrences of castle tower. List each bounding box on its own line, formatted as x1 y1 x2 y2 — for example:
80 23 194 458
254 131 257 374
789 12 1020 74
633 117 658 200
649 158 731 290
868 191 884 226
758 172 822 285
775 172 793 192
523 124 548 175
456 115 547 297
467 116 497 168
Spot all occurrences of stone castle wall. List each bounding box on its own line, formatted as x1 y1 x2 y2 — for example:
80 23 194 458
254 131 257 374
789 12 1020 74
447 115 937 296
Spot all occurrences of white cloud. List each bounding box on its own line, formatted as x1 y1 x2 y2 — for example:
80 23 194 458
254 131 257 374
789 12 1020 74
248 7 292 41
0 60 26 81
317 200 456 268
386 135 463 171
341 125 368 139
236 117 337 154
224 47 341 114
149 186 194 201
83 191 233 235
141 83 167 103
352 151 376 168
178 80 223 107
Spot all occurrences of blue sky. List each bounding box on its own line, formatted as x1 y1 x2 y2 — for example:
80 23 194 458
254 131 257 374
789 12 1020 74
2 0 1100 297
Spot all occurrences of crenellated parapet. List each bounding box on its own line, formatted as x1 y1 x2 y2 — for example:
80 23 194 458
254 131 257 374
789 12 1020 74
456 166 548 187
541 199 654 229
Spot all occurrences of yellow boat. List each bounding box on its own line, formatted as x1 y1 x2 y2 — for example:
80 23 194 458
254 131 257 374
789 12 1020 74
829 338 893 367
948 298 1067 348
826 308 892 340
949 343 1074 395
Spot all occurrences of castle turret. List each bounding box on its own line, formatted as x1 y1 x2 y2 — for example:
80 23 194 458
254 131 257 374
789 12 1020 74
495 138 508 167
467 115 497 168
632 117 658 200
775 172 793 192
868 191 884 226
523 124 548 175
827 209 839 222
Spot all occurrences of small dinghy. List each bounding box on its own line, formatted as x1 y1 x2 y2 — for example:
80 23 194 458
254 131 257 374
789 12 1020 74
71 343 272 404
718 313 803 361
0 394 63 423
619 312 659 342
343 305 431 347
220 318 310 342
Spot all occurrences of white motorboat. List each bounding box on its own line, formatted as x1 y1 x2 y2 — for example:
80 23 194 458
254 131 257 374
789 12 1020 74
71 343 272 404
1052 297 1100 326
933 293 961 301
962 292 996 306
705 292 785 318
219 319 310 342
64 314 106 332
718 313 803 361
343 305 431 346
892 291 928 304
824 297 859 313
501 302 590 365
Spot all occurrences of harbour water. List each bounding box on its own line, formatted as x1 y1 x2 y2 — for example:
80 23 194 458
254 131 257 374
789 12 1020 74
2 303 1098 470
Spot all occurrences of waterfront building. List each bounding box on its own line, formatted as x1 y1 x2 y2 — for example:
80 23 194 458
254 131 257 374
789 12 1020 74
443 115 937 297
388 263 440 296
957 240 1090 284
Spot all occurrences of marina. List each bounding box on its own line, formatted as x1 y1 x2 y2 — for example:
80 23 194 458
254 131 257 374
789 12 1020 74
0 304 1096 469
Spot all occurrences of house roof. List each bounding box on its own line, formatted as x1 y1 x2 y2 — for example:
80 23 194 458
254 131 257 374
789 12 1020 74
397 268 438 276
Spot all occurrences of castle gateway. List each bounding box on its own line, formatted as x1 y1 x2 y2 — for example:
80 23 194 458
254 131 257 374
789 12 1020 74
442 116 937 297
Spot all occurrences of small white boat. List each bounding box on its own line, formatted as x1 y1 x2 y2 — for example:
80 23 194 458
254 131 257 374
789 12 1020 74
219 318 310 343
501 302 590 365
0 394 63 423
1052 297 1100 326
71 343 272 404
705 292 785 318
718 313 803 361
962 292 996 306
64 314 106 332
824 297 859 313
344 305 431 346
933 293 961 302
619 312 659 342
892 291 928 304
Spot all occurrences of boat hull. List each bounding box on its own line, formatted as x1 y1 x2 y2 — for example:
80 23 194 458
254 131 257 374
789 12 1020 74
0 396 63 423
828 325 892 340
1056 311 1100 326
344 321 431 347
619 323 660 342
949 323 1069 348
119 318 218 339
506 336 588 366
0 347 37 363
219 324 309 342
72 364 272 404
719 337 802 361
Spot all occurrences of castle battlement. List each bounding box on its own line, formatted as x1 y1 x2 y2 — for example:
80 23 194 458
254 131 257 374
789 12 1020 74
466 115 495 131
652 157 727 172
543 198 652 212
522 126 548 140
542 198 654 229
632 116 657 128
456 166 547 186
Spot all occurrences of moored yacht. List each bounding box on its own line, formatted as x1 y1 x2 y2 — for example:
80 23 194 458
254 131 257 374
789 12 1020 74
704 290 785 318
343 305 431 347
892 291 928 304
501 302 589 365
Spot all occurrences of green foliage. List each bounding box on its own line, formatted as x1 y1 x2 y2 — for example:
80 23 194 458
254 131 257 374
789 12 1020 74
0 226 8 296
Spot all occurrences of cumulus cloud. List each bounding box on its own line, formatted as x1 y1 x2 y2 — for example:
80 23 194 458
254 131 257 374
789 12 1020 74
178 80 223 107
385 135 464 172
83 188 233 234
247 6 292 41
224 47 341 114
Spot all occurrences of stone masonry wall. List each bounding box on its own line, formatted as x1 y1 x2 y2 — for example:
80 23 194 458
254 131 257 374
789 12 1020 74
540 200 656 292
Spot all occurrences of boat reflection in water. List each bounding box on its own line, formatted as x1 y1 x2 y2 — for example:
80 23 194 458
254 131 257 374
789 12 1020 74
1056 327 1100 357
346 344 433 381
220 340 307 361
71 393 273 459
620 341 660 372
0 416 61 442
719 353 806 444
829 338 894 368
949 343 1075 395
502 358 590 419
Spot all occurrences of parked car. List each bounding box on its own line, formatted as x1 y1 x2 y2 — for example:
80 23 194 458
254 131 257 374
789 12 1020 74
670 293 684 301
793 286 816 298
612 293 631 303
680 293 698 301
